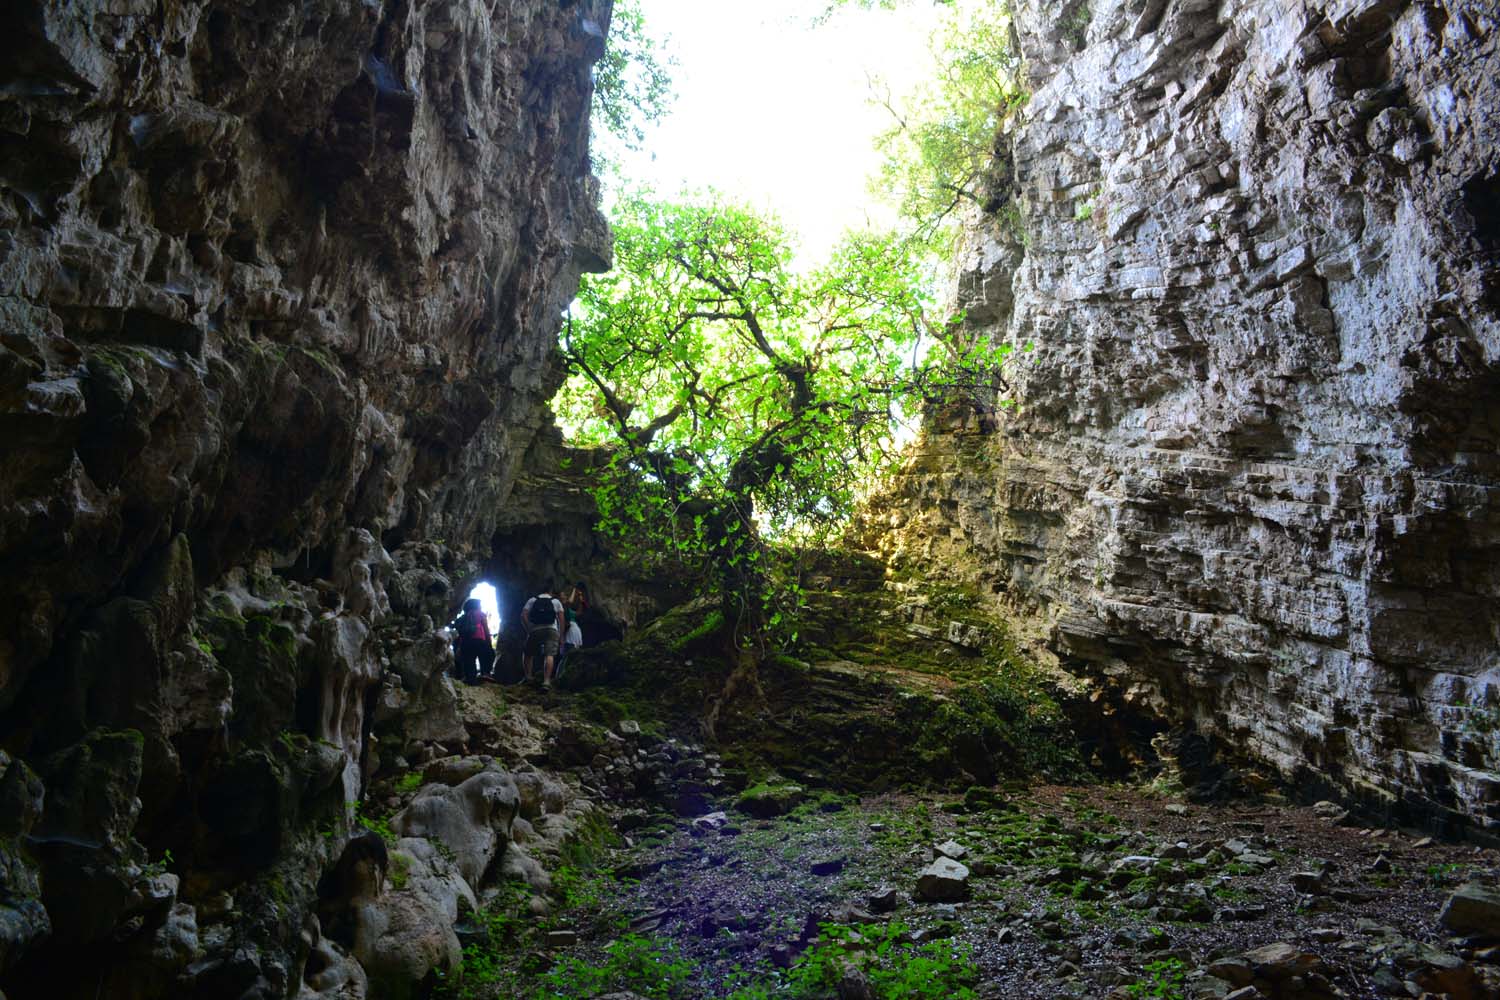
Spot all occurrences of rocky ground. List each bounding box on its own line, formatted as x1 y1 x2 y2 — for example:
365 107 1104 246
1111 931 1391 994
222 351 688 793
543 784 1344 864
424 681 1500 1000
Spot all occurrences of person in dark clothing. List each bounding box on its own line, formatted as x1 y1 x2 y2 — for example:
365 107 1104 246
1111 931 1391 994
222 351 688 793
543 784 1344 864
561 581 590 618
449 597 494 686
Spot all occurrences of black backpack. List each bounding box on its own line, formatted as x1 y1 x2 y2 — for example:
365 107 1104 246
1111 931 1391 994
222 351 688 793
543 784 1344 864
527 595 556 627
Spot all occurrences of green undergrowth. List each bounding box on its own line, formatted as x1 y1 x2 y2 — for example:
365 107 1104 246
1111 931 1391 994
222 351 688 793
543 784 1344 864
1126 957 1187 999
575 562 1084 794
778 922 978 999
440 812 626 1000
525 922 977 1000
538 934 695 999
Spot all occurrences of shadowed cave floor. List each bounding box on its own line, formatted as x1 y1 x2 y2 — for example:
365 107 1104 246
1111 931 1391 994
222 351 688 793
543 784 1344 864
441 682 1500 1000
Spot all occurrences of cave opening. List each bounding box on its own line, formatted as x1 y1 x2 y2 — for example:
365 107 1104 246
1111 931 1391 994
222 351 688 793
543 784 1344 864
1461 169 1500 252
465 580 501 634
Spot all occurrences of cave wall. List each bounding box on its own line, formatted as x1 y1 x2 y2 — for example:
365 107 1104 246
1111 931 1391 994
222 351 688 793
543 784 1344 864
870 0 1500 833
0 0 610 992
483 432 693 655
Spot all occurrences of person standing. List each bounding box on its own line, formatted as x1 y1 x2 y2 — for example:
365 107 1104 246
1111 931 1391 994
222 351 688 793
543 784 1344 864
556 609 583 681
561 581 590 618
449 598 494 686
521 588 565 689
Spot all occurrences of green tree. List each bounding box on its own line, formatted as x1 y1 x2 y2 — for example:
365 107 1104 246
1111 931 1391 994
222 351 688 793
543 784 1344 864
869 0 1024 245
555 194 1015 726
592 0 675 170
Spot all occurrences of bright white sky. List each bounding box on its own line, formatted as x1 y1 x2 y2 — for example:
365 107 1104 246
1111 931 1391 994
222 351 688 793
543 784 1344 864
611 0 944 264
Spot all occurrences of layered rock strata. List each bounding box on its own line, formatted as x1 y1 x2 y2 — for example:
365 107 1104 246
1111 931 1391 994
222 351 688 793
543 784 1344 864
873 0 1500 833
0 0 612 993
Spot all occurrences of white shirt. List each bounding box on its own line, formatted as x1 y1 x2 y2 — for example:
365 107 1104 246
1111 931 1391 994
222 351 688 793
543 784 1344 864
522 595 564 630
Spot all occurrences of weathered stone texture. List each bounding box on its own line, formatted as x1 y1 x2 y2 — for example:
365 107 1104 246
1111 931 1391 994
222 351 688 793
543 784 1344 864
0 0 610 990
875 0 1500 832
0 0 610 708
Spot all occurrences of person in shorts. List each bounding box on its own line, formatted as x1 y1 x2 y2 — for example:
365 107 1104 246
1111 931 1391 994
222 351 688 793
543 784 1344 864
521 589 565 688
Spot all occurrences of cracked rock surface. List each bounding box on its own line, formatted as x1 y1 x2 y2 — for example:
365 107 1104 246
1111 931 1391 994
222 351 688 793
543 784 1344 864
867 0 1500 835
0 0 610 992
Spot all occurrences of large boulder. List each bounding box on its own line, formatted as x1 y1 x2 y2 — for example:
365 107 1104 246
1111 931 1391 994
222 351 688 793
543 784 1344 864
391 771 519 888
348 887 460 1000
735 780 809 819
1440 883 1500 938
392 838 476 924
510 769 568 820
383 633 465 745
297 914 368 999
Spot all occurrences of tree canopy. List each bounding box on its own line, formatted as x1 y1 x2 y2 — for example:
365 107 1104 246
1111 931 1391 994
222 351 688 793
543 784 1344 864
556 195 1017 650
591 0 675 171
868 0 1024 246
564 1 1027 698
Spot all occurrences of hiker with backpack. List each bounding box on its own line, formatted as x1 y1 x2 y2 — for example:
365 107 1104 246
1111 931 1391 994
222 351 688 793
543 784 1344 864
449 597 494 686
521 588 566 689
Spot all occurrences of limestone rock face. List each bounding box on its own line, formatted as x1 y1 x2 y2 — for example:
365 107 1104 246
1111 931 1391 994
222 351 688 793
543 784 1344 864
874 0 1500 831
0 0 608 710
0 0 610 990
391 770 520 889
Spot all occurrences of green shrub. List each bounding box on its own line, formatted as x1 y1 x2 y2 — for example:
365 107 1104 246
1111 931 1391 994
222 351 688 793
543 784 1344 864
1126 957 1186 1000
788 922 977 999
437 887 532 999
536 934 694 999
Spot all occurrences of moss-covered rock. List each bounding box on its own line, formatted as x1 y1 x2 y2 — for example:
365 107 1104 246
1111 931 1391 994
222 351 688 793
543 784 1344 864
735 780 810 819
572 557 1085 793
198 608 305 745
0 752 48 974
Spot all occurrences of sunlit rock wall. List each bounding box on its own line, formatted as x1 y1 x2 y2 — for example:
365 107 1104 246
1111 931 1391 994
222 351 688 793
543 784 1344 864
874 0 1500 833
0 0 610 992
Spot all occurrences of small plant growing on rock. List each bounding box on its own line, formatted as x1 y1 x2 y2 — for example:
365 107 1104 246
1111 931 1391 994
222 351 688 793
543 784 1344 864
536 933 694 999
1125 956 1186 1000
787 922 978 999
350 800 397 844
388 852 411 891
141 849 174 878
